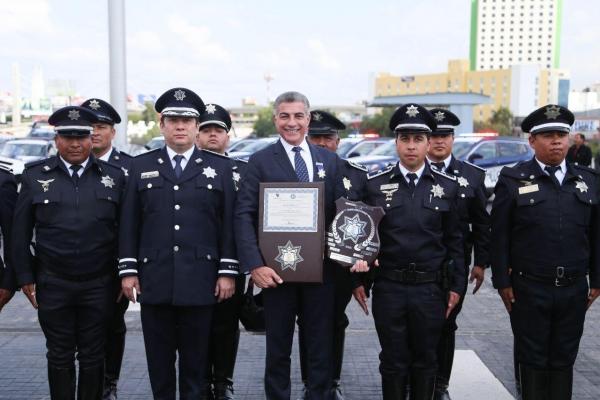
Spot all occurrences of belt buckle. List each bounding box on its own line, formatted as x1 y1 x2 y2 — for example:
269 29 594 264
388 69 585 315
406 263 417 283
555 266 565 287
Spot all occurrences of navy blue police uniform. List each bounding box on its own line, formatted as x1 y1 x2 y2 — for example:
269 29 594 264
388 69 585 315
361 104 465 400
235 131 345 400
491 105 600 399
118 89 238 400
198 103 247 400
298 110 368 400
81 97 133 400
12 106 126 400
426 109 490 400
0 167 18 295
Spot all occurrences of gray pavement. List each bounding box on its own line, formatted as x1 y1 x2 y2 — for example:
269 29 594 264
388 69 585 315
1 275 600 399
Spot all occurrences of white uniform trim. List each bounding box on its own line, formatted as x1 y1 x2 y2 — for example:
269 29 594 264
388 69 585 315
530 122 571 133
118 269 137 275
119 258 137 263
220 258 239 264
55 126 93 131
394 123 431 132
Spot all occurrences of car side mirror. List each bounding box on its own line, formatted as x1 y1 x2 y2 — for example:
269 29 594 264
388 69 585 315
468 153 483 163
347 152 360 158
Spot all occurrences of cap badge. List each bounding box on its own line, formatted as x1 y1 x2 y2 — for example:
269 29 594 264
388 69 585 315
88 99 101 110
313 112 323 121
434 111 445 122
174 89 186 101
406 105 419 118
205 104 216 114
68 109 80 120
544 105 561 120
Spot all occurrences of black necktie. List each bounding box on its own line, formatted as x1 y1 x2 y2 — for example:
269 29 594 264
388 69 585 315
431 162 446 172
406 173 418 191
292 147 309 182
544 165 561 186
70 164 82 187
173 155 184 179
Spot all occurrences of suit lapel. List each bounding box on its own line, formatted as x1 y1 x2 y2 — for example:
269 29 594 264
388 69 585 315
156 147 176 183
308 143 325 182
272 141 298 181
178 147 205 183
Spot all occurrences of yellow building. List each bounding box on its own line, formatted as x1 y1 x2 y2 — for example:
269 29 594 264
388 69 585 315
373 59 569 122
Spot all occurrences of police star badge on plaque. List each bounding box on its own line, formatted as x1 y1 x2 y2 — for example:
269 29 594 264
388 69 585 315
327 198 385 267
274 240 304 271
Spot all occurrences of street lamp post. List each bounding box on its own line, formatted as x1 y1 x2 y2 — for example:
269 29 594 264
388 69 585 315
108 0 128 149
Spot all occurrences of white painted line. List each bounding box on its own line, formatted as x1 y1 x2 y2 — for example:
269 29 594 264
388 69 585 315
451 350 514 400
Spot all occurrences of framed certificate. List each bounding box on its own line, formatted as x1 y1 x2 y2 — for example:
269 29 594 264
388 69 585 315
259 182 325 283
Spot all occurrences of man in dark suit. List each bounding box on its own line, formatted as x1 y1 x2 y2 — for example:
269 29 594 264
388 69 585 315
235 91 363 400
0 167 18 312
13 106 126 400
81 97 132 400
119 88 238 400
426 109 490 400
566 133 592 167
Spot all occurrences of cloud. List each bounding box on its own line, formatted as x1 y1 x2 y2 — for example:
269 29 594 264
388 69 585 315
0 0 54 34
166 14 230 63
307 39 341 71
128 30 165 52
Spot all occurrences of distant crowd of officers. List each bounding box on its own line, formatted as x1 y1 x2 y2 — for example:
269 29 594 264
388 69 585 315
0 87 597 400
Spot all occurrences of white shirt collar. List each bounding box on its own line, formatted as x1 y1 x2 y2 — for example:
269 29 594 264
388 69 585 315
398 161 426 181
535 157 566 174
279 136 310 153
166 145 195 162
98 147 114 162
60 156 89 173
426 155 452 170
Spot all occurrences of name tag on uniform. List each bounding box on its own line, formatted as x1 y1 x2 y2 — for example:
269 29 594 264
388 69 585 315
380 183 399 191
141 171 160 179
518 184 539 195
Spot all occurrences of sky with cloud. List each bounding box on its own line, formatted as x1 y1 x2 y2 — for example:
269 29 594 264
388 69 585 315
1 0 598 107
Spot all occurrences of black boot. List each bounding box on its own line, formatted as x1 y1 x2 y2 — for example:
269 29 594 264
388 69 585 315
548 368 573 400
48 365 76 400
332 327 346 400
212 329 239 400
519 365 549 400
514 341 521 397
433 376 450 400
409 372 435 400
77 365 104 400
382 376 407 400
434 329 455 400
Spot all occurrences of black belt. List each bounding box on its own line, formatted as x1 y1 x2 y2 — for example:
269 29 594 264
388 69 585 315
515 266 586 287
40 267 113 282
377 263 441 284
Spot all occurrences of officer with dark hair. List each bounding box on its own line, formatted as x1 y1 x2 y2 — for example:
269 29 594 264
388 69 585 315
353 104 465 400
81 97 132 400
196 102 246 400
491 104 600 399
426 108 490 400
13 106 126 400
297 109 367 400
0 166 18 313
119 88 238 400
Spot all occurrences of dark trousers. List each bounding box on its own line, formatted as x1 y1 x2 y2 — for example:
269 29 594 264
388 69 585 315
298 266 353 382
372 279 445 378
510 274 588 369
37 270 113 369
104 279 129 385
141 304 213 400
263 282 335 400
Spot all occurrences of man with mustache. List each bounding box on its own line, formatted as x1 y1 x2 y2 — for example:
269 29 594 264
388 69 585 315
491 104 600 399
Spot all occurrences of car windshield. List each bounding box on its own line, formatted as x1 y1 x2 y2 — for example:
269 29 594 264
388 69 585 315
453 140 478 159
1 143 47 157
146 138 164 150
244 139 275 152
30 128 55 137
370 141 396 156
229 140 257 152
337 140 359 155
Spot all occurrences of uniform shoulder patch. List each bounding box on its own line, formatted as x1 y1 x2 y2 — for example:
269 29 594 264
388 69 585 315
367 165 393 180
431 168 456 181
202 149 230 159
463 160 486 172
135 148 160 157
347 160 368 172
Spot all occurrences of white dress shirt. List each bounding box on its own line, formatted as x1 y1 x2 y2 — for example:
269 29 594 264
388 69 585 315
60 156 89 177
166 145 195 171
426 155 452 171
536 157 567 185
279 137 314 182
398 162 426 186
97 147 113 162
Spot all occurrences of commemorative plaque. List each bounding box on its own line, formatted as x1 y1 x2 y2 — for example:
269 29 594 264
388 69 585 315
327 198 385 267
258 182 325 283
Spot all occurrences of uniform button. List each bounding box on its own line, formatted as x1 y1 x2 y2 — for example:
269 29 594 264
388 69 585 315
435 206 439 210
207 184 213 190
460 194 465 198
530 199 535 204
143 258 148 263
174 185 179 191
174 245 179 252
147 183 152 189
44 199 49 204
107 196 112 201
174 204 181 210
174 225 180 230
207 254 212 260
386 204 390 208
529 175 535 179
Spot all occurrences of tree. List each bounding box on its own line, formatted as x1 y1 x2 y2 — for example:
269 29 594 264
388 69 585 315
359 107 396 137
475 107 514 136
253 106 278 137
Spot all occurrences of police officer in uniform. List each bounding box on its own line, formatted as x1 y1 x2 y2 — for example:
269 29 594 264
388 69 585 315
426 109 490 400
297 110 368 399
13 106 126 400
0 166 18 312
491 104 600 400
353 104 465 400
195 103 246 400
81 97 132 400
118 88 238 400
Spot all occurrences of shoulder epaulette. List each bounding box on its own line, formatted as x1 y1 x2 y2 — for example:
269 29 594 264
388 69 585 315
202 149 230 159
347 160 368 172
572 163 600 176
431 168 457 181
0 164 12 174
463 160 486 172
117 151 132 158
135 148 160 157
234 157 248 164
97 158 122 171
367 165 393 180
24 159 47 169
